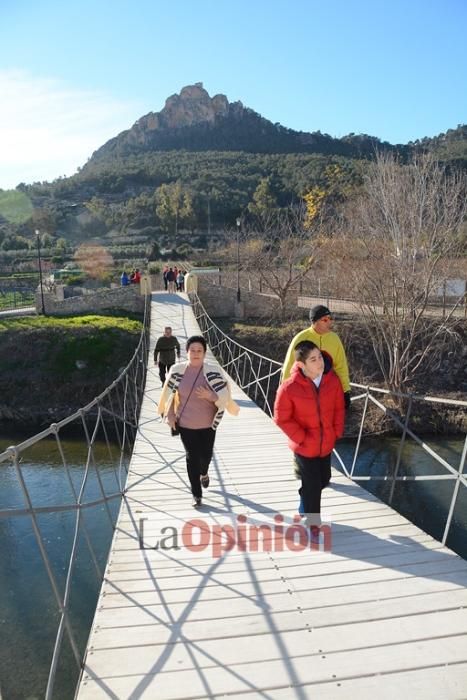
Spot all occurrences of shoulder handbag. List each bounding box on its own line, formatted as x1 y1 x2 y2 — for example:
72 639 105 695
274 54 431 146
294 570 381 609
171 365 203 436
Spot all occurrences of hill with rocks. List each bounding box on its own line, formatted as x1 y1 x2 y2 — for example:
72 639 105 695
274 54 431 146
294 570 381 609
1 84 466 264
85 82 407 166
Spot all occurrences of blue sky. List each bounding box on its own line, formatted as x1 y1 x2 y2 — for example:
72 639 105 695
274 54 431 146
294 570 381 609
0 0 466 189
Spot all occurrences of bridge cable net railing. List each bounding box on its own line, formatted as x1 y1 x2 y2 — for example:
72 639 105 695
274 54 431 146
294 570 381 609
0 294 151 699
189 292 282 416
189 292 466 550
333 383 467 547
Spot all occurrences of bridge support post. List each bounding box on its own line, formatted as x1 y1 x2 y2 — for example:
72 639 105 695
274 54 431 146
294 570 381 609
234 300 244 319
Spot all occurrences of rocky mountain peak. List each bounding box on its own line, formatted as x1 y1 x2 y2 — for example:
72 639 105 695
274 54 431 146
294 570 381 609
86 83 305 163
134 83 238 133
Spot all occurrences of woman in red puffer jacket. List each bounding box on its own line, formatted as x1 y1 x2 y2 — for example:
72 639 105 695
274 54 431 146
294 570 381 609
274 340 345 521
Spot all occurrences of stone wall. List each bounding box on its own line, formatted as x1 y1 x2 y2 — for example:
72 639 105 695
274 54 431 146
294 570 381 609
197 277 303 320
36 285 145 316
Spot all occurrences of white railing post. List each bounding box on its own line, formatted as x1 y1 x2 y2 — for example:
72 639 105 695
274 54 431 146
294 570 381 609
350 387 370 477
388 395 413 505
442 434 467 545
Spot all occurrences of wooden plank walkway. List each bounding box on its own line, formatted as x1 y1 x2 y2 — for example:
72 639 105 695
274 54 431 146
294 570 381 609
77 292 467 699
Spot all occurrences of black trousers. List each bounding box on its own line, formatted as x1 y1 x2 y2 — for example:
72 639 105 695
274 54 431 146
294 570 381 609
294 453 331 516
179 427 216 498
158 361 173 383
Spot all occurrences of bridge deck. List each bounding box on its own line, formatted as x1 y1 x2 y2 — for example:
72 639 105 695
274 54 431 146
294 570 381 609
77 293 467 699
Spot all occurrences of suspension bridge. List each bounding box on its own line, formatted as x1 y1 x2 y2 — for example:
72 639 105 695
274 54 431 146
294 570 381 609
1 291 467 699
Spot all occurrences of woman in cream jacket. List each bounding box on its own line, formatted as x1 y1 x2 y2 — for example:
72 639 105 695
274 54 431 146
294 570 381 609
158 335 239 506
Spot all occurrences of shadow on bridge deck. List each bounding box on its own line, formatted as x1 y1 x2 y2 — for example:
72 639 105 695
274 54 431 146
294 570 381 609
76 292 467 700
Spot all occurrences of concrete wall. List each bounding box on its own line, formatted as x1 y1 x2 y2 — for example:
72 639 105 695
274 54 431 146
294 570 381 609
36 272 299 319
36 284 145 316
197 277 303 320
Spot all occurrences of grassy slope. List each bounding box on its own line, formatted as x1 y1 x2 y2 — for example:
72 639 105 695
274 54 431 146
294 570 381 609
0 315 142 428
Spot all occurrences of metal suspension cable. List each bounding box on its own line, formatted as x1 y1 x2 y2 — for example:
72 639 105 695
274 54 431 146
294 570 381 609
190 292 282 417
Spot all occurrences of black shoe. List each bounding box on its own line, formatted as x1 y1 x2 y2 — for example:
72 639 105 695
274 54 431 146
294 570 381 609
192 497 202 507
201 474 210 489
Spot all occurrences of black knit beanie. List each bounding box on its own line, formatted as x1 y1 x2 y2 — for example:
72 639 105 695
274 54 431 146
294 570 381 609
309 305 332 323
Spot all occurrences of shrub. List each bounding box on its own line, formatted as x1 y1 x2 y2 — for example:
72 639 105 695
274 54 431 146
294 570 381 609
63 273 85 286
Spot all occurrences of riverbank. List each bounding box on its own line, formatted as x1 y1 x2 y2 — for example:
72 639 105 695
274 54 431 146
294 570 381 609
0 314 142 433
1 312 465 437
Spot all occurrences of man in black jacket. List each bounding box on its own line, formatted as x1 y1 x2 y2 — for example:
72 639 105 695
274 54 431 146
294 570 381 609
154 327 181 384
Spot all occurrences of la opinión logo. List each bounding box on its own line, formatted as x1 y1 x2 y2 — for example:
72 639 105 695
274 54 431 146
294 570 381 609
138 514 332 556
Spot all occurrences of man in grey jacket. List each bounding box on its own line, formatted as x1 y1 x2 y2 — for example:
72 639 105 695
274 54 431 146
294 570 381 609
154 326 181 384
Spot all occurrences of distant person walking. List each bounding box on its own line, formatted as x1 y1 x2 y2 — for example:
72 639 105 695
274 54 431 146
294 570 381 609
130 268 141 284
166 267 176 293
162 265 169 291
275 340 345 526
154 326 181 384
176 270 185 292
282 305 351 410
120 270 130 286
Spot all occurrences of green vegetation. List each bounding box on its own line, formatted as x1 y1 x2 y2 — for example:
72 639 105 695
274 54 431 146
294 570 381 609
0 151 367 273
0 314 142 333
0 314 142 379
410 124 467 163
0 291 35 310
77 150 365 225
0 314 143 428
51 330 129 376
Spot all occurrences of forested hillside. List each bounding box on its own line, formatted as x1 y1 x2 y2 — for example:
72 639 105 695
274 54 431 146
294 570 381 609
0 83 466 267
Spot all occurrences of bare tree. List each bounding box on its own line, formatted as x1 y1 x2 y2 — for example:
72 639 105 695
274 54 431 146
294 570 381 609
241 206 324 315
74 243 114 281
341 152 467 396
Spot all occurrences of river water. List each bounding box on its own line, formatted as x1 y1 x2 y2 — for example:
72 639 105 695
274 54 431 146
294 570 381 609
337 435 466 560
0 434 465 699
0 436 128 700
